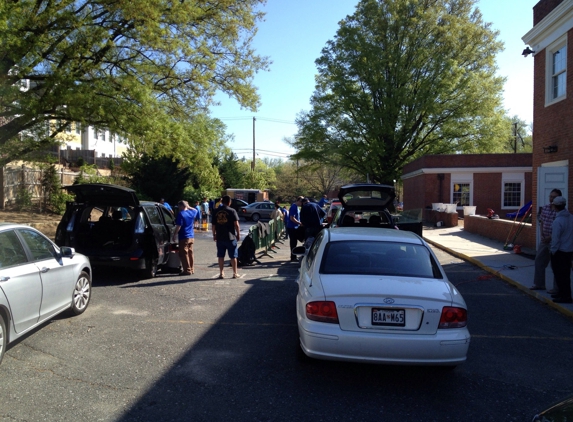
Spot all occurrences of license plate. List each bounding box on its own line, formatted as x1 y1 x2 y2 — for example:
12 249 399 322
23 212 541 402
372 308 405 326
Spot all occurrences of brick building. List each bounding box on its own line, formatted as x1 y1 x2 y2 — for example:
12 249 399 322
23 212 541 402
402 154 533 218
522 0 572 249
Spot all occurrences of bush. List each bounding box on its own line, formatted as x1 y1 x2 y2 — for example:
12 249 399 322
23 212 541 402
15 185 33 211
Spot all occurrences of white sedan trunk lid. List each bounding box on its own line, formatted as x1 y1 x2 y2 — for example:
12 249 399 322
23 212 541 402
319 274 453 335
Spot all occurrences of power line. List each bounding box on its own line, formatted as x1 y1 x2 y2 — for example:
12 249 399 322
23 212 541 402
216 116 296 125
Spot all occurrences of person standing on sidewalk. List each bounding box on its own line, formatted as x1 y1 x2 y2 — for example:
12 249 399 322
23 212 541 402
286 197 303 261
549 196 573 304
172 200 198 276
213 195 241 279
531 189 561 292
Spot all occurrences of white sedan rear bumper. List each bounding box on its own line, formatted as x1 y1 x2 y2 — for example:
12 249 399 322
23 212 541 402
298 316 470 365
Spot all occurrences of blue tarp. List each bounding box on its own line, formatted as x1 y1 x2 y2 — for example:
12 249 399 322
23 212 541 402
506 201 532 219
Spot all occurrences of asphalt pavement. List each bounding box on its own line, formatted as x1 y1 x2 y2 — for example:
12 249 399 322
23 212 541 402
423 222 573 319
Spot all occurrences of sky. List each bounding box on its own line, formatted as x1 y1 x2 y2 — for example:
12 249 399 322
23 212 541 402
209 0 538 161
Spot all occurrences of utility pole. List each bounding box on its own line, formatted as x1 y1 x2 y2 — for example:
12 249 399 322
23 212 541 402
252 117 256 170
513 122 518 153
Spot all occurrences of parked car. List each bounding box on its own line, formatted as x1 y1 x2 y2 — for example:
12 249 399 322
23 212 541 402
0 224 92 365
230 198 248 213
238 201 275 222
330 183 422 236
294 227 470 366
55 183 177 278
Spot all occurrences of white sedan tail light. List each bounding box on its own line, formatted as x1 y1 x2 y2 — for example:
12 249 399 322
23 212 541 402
438 307 467 328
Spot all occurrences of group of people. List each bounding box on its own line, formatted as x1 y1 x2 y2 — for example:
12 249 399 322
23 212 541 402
531 188 573 304
162 193 331 278
286 196 327 261
171 195 241 279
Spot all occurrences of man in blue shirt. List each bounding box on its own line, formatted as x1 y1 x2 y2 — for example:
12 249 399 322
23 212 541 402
172 200 198 276
286 196 303 261
318 195 329 208
550 196 573 303
160 198 173 215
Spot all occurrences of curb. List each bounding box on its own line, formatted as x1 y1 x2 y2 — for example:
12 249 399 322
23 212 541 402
424 237 573 320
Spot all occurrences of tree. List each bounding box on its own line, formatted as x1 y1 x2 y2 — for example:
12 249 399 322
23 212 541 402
291 0 506 184
0 0 269 164
127 154 191 202
215 152 245 189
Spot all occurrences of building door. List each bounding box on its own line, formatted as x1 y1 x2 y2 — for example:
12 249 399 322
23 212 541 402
537 165 568 247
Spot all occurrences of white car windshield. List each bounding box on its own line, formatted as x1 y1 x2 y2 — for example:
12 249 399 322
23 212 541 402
320 241 441 279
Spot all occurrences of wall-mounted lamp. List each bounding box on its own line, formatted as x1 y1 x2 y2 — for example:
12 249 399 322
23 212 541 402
543 145 558 153
522 47 535 57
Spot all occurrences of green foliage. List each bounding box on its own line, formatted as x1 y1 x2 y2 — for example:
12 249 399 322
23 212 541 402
0 0 269 164
237 159 276 191
292 0 506 183
15 186 32 211
216 152 245 189
127 155 191 204
74 164 111 185
51 191 75 215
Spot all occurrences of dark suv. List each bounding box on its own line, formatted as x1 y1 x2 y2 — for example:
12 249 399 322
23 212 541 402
55 184 177 278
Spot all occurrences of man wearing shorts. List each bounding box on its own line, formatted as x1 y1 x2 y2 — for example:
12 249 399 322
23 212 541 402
213 195 241 279
172 200 198 276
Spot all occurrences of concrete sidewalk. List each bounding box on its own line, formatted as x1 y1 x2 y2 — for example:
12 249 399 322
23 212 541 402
423 223 573 319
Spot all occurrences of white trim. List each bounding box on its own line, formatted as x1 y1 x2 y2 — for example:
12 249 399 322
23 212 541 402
522 0 573 53
545 36 568 106
501 172 525 209
541 159 569 167
451 174 473 208
401 166 532 180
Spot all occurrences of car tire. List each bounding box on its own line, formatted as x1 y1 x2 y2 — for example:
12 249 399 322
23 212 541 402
0 314 6 365
251 213 260 222
141 256 158 279
69 271 91 316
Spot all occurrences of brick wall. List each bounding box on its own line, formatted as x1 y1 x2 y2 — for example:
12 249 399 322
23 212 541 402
464 215 535 249
531 28 573 249
402 154 532 219
534 0 565 25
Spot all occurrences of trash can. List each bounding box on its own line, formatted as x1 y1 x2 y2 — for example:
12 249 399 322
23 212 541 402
463 206 476 216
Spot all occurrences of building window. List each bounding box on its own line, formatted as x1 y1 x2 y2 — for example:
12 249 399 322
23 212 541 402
503 182 523 208
546 37 567 105
75 122 81 135
552 46 566 99
452 183 470 206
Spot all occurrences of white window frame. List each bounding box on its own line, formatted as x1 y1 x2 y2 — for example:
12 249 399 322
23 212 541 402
501 173 525 210
451 173 473 209
546 36 567 106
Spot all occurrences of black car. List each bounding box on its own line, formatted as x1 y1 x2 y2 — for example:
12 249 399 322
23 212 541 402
230 198 248 213
55 184 177 278
330 183 423 236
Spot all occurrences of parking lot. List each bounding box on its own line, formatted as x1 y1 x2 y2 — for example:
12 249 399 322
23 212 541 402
0 229 572 421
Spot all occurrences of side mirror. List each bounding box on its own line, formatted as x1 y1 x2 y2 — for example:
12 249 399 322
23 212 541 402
60 246 76 258
292 246 306 257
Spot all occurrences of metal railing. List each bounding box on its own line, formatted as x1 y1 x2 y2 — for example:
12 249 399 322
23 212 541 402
248 217 286 258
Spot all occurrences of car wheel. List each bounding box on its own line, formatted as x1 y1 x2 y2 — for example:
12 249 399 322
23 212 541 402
251 213 260 222
69 271 91 316
141 256 158 279
0 315 6 365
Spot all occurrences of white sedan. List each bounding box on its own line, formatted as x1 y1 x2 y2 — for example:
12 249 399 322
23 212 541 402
295 227 470 367
0 224 92 365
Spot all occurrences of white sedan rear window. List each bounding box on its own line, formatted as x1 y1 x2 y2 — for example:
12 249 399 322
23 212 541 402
320 241 441 278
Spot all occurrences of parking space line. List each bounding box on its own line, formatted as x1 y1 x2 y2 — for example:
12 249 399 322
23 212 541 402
149 319 297 327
